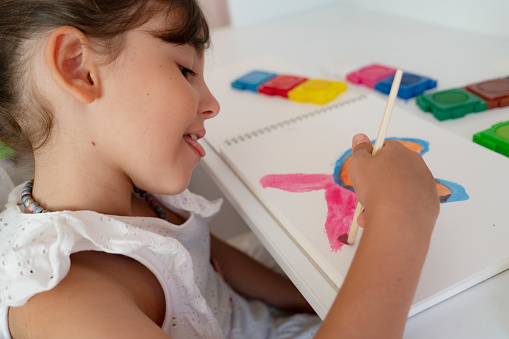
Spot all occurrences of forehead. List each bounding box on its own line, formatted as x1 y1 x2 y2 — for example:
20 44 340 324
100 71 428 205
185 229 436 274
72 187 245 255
114 27 203 74
141 3 208 50
138 13 205 54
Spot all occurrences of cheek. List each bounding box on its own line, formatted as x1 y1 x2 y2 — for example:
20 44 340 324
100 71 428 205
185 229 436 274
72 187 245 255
151 83 199 121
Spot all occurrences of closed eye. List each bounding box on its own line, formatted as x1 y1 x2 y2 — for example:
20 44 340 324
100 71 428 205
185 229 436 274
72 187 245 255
179 65 196 79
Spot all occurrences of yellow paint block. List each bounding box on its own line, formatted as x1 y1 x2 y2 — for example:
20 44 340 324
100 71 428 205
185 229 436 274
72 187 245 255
288 79 347 105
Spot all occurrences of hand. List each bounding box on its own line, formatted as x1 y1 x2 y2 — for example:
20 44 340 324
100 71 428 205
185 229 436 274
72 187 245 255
316 134 440 339
348 133 439 233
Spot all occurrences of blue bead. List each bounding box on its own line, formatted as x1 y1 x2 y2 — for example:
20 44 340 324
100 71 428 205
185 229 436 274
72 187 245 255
23 198 34 207
28 201 39 212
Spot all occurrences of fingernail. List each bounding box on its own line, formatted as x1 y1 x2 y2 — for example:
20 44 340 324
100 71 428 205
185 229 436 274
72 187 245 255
352 133 367 147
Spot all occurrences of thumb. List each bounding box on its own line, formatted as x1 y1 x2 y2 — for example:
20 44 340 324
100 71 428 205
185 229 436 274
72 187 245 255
351 133 373 155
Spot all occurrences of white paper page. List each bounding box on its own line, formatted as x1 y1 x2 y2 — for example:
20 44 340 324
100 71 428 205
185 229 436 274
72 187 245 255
220 94 509 316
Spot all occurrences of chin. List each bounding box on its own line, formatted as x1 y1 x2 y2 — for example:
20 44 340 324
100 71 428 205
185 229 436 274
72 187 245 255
133 172 191 196
155 177 191 196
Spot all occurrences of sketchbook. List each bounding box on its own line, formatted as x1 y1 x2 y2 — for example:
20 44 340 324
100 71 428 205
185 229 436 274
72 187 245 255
204 58 509 316
204 55 366 153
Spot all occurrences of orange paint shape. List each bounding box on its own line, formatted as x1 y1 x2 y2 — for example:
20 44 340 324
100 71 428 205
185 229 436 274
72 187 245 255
339 140 425 188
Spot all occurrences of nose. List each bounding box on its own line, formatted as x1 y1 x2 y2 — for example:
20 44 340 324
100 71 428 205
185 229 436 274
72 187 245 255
200 84 220 120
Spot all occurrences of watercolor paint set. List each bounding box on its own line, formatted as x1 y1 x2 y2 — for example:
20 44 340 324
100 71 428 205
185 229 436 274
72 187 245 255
416 77 509 121
345 64 437 100
473 120 509 159
231 70 347 105
230 64 436 105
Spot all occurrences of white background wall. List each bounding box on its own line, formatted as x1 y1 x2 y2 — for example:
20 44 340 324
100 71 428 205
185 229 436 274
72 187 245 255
199 0 230 28
203 0 509 37
221 0 337 27
339 0 509 38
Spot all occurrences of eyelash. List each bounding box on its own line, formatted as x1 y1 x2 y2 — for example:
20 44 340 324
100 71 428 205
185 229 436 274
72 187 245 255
179 65 196 79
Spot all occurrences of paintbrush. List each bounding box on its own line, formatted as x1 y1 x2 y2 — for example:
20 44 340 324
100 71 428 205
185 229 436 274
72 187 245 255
347 69 404 244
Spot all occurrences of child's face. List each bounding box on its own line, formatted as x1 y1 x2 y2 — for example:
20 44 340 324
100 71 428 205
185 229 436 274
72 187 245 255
90 17 219 194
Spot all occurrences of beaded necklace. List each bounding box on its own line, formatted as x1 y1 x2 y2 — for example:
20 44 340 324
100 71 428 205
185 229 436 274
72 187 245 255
21 180 169 220
132 187 168 220
21 181 45 213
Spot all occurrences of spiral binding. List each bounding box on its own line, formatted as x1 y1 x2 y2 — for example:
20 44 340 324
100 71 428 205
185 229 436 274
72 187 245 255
224 95 367 146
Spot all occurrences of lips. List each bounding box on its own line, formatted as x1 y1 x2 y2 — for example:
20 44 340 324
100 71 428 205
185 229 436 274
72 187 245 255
184 133 206 158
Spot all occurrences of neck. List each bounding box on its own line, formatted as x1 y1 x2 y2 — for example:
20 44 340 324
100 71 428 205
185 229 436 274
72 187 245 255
32 145 135 216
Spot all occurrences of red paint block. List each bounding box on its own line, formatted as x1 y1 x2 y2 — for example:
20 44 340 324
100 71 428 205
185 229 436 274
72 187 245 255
465 78 509 109
258 75 308 98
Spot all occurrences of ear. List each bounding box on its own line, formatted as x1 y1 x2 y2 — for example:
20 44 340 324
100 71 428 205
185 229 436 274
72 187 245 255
44 26 100 104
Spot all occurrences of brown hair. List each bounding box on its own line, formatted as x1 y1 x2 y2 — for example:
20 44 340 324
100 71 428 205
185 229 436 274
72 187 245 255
0 0 210 155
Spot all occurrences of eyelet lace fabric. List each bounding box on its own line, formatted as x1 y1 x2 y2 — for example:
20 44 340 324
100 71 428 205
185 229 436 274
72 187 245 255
0 184 320 338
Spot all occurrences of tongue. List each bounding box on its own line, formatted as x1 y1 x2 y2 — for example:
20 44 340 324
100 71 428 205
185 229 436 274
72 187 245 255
184 135 206 157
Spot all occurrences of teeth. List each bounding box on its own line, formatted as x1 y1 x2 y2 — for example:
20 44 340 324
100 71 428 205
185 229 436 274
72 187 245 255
188 134 198 141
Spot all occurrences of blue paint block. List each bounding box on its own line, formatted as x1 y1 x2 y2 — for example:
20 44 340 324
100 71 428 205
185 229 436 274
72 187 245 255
231 70 278 92
375 72 437 100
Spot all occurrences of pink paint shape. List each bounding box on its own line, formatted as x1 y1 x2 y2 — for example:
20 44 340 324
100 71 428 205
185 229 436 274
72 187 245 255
260 174 357 252
346 64 397 88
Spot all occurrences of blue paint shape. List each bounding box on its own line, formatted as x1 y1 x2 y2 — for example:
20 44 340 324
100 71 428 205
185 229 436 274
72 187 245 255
375 72 437 100
333 137 430 191
331 137 469 204
231 70 278 92
435 178 469 203
333 147 354 191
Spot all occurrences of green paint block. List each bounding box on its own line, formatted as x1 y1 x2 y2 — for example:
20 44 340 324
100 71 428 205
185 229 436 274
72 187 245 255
0 141 15 160
473 121 509 158
416 88 487 121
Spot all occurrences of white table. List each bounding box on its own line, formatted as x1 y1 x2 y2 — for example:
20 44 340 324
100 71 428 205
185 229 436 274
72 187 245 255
200 4 509 338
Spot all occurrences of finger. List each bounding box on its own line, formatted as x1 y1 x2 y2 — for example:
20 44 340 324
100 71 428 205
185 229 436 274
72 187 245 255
357 211 365 229
351 133 373 155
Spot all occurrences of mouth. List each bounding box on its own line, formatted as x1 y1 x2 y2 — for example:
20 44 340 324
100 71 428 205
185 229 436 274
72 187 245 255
184 132 206 158
186 133 199 141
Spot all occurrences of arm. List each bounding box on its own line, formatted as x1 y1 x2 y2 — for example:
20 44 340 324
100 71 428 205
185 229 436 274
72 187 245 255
210 235 314 313
9 252 171 339
316 134 440 338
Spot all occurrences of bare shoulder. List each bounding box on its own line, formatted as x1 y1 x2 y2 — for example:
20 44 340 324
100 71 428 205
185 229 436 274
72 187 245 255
8 251 169 339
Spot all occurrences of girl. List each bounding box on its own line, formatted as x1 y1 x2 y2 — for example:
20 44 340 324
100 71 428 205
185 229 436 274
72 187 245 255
0 1 439 338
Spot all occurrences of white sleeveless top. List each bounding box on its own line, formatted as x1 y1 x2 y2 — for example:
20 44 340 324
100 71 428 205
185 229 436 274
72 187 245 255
0 184 320 339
